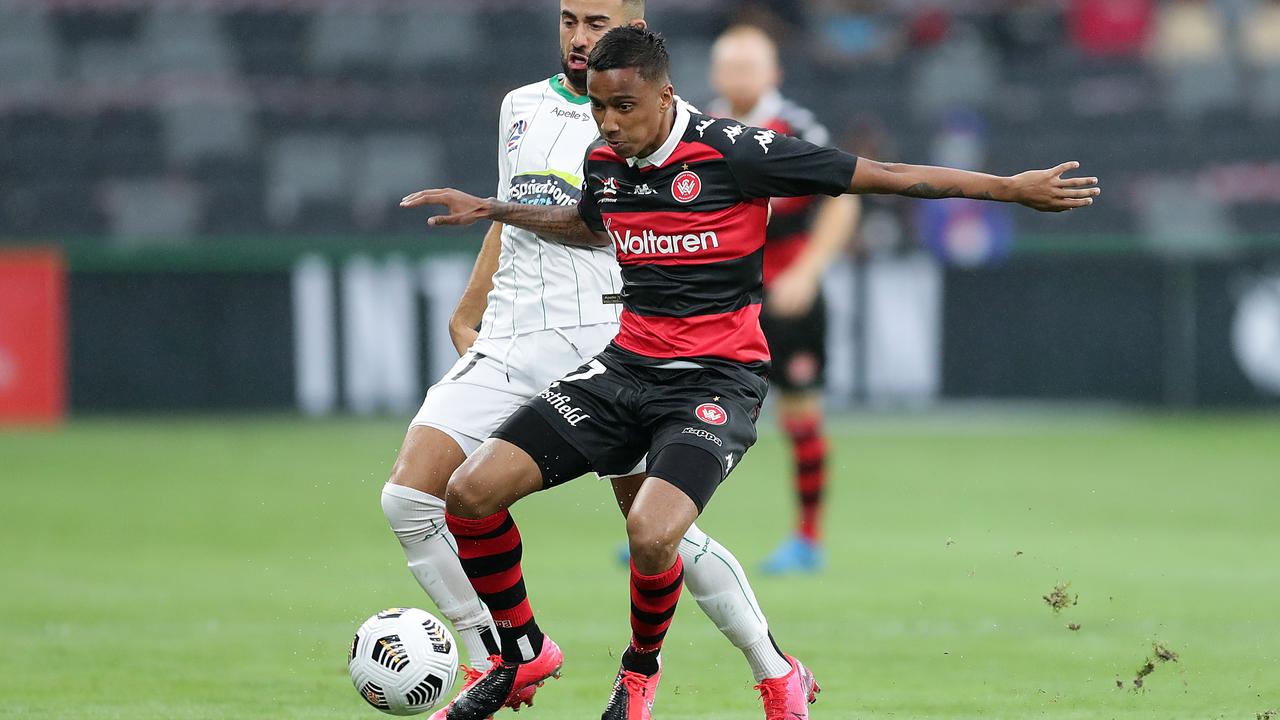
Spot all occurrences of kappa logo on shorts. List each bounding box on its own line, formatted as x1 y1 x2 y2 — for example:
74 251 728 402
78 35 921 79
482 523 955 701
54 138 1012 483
695 402 728 426
680 426 724 446
672 170 701 203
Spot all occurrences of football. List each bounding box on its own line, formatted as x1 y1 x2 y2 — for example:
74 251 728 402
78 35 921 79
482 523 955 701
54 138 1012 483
348 608 460 715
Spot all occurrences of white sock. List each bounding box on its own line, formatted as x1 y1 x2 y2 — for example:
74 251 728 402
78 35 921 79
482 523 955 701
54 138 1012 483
381 483 500 670
680 522 792 681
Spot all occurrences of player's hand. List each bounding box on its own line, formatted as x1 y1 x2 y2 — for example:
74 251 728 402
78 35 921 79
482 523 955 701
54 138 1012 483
400 188 493 227
1007 162 1100 212
449 321 479 357
766 267 819 319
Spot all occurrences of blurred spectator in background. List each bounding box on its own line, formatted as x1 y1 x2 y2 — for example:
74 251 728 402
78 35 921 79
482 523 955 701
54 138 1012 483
1150 0 1238 118
1067 0 1153 58
988 0 1064 66
908 8 999 119
809 0 901 65
1242 0 1280 115
915 110 1014 267
708 25 861 575
1150 0 1229 66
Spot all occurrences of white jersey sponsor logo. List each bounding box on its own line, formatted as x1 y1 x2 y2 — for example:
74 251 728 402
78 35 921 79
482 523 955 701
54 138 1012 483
538 387 592 426
508 173 579 206
609 228 720 257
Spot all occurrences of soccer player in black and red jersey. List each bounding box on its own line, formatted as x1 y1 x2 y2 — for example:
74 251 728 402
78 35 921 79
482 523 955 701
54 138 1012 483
708 25 859 574
404 27 1098 720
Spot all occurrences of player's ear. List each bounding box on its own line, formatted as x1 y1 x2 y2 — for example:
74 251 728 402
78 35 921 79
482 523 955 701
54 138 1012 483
658 83 674 111
629 19 647 30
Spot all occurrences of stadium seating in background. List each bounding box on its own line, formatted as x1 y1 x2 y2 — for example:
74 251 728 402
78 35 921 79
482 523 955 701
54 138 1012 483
352 134 445 231
0 3 59 101
1135 176 1237 255
266 134 354 231
0 1 1275 242
1150 0 1240 119
141 5 236 77
101 177 202 243
1241 0 1280 115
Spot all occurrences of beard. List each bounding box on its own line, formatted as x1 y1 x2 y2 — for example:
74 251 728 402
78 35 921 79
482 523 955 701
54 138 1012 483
561 57 588 94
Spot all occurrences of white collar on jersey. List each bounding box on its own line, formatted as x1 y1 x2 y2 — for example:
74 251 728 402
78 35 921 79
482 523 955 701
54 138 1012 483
708 89 783 127
627 100 692 169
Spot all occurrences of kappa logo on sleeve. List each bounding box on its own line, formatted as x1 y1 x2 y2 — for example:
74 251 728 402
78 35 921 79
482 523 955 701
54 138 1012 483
754 129 776 154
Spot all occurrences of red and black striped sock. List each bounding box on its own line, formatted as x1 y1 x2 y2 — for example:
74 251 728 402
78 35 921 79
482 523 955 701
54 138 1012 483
623 557 684 676
446 510 544 664
784 413 828 542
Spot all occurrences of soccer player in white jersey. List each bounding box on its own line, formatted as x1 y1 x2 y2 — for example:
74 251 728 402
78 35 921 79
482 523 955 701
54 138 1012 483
382 0 805 715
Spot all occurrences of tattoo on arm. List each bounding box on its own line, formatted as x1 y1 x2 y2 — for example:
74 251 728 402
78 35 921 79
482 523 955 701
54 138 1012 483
488 201 608 247
902 183 995 201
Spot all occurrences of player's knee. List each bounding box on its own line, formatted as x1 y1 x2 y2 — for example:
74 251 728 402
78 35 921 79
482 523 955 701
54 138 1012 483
627 512 681 572
444 458 505 519
386 431 462 498
444 469 483 519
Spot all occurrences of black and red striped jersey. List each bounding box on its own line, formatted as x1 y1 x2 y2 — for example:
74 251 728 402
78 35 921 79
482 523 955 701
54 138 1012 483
709 91 835 287
578 102 857 368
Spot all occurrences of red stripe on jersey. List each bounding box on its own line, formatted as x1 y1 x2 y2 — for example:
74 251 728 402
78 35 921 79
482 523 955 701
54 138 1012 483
770 195 813 215
589 144 625 164
606 201 768 267
764 231 807 286
614 305 770 363
644 141 724 170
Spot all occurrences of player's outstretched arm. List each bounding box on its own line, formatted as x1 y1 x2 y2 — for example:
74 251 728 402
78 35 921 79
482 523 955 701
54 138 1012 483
400 188 608 247
849 160 1100 213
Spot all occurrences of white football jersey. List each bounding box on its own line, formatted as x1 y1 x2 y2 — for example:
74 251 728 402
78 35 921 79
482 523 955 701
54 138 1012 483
479 74 622 339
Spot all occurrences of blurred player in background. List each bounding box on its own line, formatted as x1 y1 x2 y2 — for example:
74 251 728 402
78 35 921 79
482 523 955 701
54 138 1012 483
386 2 801 717
708 25 861 574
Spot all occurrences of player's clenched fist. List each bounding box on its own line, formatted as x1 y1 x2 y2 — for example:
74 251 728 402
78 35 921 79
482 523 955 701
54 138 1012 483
400 188 492 227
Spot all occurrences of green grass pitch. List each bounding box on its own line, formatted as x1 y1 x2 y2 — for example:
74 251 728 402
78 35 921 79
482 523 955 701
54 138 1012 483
3 413 1279 719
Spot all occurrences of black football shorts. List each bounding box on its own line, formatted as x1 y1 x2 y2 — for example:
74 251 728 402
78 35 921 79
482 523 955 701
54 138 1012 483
491 344 767 511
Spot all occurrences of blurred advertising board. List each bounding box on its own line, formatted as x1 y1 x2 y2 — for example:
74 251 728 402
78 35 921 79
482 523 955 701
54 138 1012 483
0 248 66 425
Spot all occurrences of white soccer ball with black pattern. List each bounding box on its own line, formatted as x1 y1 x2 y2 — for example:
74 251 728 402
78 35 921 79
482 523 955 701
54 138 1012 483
348 607 459 715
